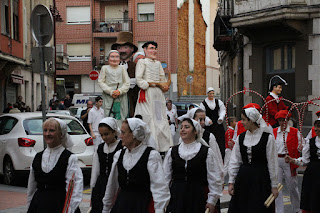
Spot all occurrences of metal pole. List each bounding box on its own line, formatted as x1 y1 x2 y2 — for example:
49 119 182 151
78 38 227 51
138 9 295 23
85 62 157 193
38 13 47 149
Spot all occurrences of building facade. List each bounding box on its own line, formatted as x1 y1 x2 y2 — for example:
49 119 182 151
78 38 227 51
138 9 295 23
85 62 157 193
0 0 54 112
55 0 178 99
215 0 320 132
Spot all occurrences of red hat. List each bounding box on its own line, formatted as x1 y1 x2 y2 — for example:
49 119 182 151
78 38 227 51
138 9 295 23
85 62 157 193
242 103 261 111
316 110 320 117
275 110 292 120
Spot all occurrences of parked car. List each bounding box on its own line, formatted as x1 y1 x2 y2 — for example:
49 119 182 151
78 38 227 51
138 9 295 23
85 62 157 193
172 102 199 117
47 109 74 116
69 106 86 120
0 112 94 185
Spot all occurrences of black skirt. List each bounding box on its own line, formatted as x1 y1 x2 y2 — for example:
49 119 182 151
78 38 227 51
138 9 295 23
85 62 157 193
166 180 207 213
111 190 152 213
228 163 273 213
91 174 108 213
300 161 320 212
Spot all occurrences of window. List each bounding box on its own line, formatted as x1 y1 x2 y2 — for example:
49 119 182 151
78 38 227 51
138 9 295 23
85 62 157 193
67 6 90 24
266 44 295 74
138 3 154 22
67 43 91 61
1 0 10 35
0 117 18 135
12 0 19 40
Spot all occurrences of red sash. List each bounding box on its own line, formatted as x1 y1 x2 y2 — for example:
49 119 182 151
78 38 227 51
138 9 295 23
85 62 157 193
273 127 299 176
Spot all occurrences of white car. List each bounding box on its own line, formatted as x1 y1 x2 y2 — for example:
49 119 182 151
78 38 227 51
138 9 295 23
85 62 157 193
0 112 95 185
69 106 86 120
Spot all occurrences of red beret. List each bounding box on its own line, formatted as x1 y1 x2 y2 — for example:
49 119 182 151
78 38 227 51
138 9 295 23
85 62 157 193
242 103 261 111
275 110 292 120
316 110 320 117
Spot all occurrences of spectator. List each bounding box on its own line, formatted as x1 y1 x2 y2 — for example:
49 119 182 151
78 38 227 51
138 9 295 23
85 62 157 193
3 103 12 113
25 106 31 112
58 99 65 110
9 103 21 113
49 93 57 109
64 94 72 109
16 96 26 112
52 100 59 110
81 101 94 134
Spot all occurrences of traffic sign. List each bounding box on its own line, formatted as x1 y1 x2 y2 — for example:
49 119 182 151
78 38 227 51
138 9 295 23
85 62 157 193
90 71 99 80
31 5 54 46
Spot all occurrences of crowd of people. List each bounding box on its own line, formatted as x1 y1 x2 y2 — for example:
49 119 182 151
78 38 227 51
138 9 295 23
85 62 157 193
24 33 320 213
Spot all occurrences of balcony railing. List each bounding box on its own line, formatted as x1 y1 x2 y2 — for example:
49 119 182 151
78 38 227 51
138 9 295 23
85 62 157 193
92 18 133 34
56 52 69 70
218 0 233 17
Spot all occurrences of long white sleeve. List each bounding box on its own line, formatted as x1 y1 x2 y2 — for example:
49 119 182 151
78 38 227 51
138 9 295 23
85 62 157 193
266 134 279 187
98 66 114 95
294 136 320 166
232 123 239 141
305 129 313 142
90 151 100 188
66 154 83 213
163 148 173 184
27 165 37 207
102 151 121 213
228 136 242 184
217 99 226 122
118 66 130 95
136 59 149 90
147 150 171 213
208 133 223 167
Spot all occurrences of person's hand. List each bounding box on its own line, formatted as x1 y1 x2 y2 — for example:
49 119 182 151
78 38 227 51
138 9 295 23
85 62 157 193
91 133 96 139
272 187 279 199
205 203 215 213
218 119 223 124
112 90 120 98
228 183 234 195
285 155 294 163
208 120 213 125
87 107 92 113
228 140 235 148
148 82 157 87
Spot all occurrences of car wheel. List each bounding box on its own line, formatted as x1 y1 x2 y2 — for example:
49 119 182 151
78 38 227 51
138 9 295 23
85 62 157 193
3 158 15 185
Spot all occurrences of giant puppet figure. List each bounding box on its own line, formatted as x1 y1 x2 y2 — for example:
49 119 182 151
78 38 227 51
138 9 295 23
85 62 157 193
134 41 173 153
111 32 139 117
263 75 289 128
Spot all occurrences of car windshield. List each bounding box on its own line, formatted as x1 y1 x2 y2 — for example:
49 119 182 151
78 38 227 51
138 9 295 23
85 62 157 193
69 108 78 115
23 118 86 135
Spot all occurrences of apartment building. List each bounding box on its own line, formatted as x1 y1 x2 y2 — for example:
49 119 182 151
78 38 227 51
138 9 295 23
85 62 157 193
55 0 177 99
214 0 320 131
0 0 54 112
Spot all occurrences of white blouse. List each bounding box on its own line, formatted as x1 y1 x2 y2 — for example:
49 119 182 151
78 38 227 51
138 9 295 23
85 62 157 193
102 143 170 213
295 136 320 166
163 141 224 206
27 145 83 213
228 128 279 187
90 140 121 188
135 58 166 90
199 98 226 124
275 126 303 154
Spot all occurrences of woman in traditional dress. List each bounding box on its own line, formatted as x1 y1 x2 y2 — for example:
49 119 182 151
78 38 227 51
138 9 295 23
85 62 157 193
163 118 224 213
90 117 123 212
98 50 130 126
285 118 320 213
27 118 83 213
102 118 170 213
228 108 279 213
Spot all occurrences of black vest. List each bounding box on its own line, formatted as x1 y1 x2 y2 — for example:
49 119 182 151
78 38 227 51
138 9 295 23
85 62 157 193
309 137 320 162
97 141 122 177
33 149 72 190
117 147 153 193
202 99 220 124
171 144 208 185
202 127 211 145
239 132 269 166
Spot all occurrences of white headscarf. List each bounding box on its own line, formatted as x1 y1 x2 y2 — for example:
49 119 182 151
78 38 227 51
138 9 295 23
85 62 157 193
207 87 215 93
99 117 120 136
186 108 198 120
127 118 152 144
244 108 270 133
107 50 120 60
53 118 74 148
179 118 209 147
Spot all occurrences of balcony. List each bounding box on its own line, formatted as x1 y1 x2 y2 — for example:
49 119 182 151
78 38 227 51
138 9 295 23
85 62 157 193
213 0 233 51
92 18 133 38
56 52 69 70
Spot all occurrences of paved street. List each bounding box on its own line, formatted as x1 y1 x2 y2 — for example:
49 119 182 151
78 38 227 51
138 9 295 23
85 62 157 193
0 128 305 213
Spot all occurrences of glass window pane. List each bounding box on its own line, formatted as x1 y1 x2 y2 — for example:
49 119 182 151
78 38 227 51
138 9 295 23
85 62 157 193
273 48 282 70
